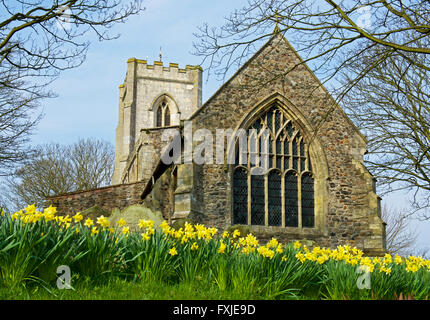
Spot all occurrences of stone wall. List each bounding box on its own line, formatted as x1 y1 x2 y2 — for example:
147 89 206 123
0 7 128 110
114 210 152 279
47 182 146 216
173 32 386 254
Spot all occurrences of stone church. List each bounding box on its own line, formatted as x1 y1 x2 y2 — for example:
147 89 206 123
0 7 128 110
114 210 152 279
49 31 386 255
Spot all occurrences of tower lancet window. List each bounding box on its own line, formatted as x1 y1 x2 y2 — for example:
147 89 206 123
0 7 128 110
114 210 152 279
155 98 171 127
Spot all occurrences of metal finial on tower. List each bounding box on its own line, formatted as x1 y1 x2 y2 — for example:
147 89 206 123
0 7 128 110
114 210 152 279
159 47 162 62
273 9 281 34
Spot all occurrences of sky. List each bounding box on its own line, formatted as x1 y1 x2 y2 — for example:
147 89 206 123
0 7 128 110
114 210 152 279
29 0 429 253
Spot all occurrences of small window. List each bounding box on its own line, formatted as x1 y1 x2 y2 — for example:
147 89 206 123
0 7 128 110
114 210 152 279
155 99 171 127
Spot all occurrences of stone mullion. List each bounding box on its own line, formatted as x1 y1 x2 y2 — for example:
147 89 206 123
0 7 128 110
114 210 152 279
264 173 269 227
305 143 309 172
298 137 302 173
247 170 251 226
281 174 285 227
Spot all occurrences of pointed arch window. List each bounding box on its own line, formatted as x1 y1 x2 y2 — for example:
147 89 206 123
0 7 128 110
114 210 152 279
155 99 171 127
232 104 315 228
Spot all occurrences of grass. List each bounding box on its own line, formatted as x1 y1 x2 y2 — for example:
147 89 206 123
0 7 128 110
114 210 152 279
0 276 273 300
1 205 430 300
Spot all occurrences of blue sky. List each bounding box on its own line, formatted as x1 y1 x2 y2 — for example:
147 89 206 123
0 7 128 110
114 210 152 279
31 0 429 253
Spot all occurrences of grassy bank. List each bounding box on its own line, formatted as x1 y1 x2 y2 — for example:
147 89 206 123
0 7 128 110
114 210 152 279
0 205 429 300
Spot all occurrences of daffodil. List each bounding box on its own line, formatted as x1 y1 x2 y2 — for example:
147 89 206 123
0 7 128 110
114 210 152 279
97 215 110 228
267 238 279 248
293 241 301 249
91 227 99 236
218 242 227 254
121 226 130 235
117 218 127 227
73 212 84 223
84 218 94 227
43 205 57 216
138 219 152 229
25 204 37 215
169 247 178 256
232 229 240 239
191 242 199 250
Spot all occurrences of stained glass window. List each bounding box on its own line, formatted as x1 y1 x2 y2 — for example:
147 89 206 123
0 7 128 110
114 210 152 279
232 103 314 228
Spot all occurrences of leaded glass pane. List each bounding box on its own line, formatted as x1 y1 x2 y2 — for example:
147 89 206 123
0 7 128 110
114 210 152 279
164 107 170 126
156 106 162 127
300 158 306 173
268 171 282 226
300 140 305 157
233 168 248 225
276 156 282 170
266 110 274 132
286 122 294 137
292 137 298 156
284 172 298 227
301 173 315 227
284 139 290 155
251 174 265 225
253 120 262 133
274 111 282 134
285 156 290 169
293 157 298 171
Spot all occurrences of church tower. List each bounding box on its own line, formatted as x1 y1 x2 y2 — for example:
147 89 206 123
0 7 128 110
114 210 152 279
112 58 202 184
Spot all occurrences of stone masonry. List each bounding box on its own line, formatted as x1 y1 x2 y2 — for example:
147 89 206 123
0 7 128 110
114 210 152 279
49 31 386 255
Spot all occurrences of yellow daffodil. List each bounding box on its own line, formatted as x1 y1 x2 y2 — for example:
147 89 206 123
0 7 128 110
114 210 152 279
293 241 301 249
218 242 227 254
73 212 84 223
138 219 153 229
169 247 178 256
267 238 279 248
25 204 37 215
117 218 127 227
91 227 99 236
97 215 110 228
84 218 94 227
232 229 240 239
395 254 403 265
191 242 199 250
